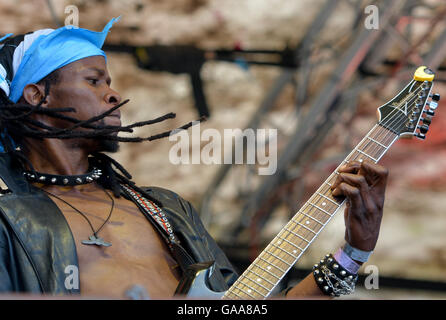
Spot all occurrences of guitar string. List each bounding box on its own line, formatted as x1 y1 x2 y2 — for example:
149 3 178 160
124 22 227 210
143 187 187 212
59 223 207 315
283 82 427 255
227 82 430 299
298 82 426 226
266 84 425 265
229 82 431 299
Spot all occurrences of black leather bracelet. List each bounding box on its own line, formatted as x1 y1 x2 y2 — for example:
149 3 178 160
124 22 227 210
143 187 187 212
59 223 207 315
313 253 358 297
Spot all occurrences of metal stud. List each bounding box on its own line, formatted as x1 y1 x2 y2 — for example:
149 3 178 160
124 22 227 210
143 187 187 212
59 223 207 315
317 277 323 283
333 263 339 270
76 178 82 184
39 176 46 181
340 270 346 276
51 177 57 184
63 178 69 185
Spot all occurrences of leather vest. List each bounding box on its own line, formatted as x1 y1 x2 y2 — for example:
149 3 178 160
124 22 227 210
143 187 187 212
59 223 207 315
0 152 238 296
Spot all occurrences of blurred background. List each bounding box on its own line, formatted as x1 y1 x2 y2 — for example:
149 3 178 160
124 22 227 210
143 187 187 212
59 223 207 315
2 0 446 299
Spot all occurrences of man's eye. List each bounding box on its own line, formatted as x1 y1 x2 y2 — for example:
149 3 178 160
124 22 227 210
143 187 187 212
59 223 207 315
87 78 99 85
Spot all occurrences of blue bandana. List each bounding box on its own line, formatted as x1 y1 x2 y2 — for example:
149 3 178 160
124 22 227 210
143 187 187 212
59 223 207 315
0 17 120 103
0 17 120 152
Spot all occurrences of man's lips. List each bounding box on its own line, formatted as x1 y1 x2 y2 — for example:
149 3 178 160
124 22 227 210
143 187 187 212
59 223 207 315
106 114 121 126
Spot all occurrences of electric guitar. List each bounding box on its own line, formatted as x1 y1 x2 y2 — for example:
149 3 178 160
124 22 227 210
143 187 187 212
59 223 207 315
175 66 441 299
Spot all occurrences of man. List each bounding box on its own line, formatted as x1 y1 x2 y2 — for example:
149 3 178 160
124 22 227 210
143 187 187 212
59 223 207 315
0 18 388 299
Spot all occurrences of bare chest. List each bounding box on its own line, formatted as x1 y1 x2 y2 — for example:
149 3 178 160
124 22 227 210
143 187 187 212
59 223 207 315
48 189 181 299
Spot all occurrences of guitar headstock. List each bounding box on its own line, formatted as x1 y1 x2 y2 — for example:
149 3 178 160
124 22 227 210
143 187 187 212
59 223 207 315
378 66 440 139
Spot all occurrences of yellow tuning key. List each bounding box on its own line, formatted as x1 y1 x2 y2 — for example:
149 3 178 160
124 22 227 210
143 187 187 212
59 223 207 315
413 66 435 82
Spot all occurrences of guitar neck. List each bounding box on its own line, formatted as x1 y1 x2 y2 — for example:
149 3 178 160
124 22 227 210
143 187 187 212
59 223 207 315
223 124 399 299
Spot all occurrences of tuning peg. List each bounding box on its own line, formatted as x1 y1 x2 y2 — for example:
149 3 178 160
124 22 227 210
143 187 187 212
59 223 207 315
422 116 432 125
415 133 426 140
430 93 440 102
417 124 429 134
424 109 435 116
426 101 438 110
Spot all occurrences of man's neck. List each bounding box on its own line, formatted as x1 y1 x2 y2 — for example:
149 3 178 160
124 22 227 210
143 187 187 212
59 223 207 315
23 138 92 176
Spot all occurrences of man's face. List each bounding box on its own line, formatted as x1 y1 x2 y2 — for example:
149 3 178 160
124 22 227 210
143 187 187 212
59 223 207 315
43 55 122 152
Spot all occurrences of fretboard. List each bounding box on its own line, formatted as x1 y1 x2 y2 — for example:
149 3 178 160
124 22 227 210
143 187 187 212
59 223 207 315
223 124 399 299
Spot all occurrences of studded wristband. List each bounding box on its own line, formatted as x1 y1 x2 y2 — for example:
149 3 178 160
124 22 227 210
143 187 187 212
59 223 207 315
313 254 358 297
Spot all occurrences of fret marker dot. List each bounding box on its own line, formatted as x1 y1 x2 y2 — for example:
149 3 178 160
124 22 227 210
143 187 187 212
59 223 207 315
248 289 252 293
267 266 271 270
359 158 363 162
257 278 261 282
322 202 326 206
306 220 310 224
293 250 297 254
277 240 282 245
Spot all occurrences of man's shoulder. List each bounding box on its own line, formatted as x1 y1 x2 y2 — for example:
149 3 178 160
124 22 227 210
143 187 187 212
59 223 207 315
139 185 186 205
137 185 196 218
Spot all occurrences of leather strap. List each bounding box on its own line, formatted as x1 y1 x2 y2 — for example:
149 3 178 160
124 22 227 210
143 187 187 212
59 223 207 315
120 183 195 273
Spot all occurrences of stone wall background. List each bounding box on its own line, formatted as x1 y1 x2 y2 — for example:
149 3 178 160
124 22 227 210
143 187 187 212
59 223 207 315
1 0 446 299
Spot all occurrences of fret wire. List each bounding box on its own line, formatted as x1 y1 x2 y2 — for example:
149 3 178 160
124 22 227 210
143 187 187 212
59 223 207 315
299 210 325 225
226 125 399 300
316 191 341 206
306 202 332 217
248 268 276 286
278 233 305 251
360 136 387 156
236 277 265 298
284 226 311 243
358 131 385 160
290 219 317 234
374 125 398 145
224 289 243 299
239 287 259 299
252 262 281 279
230 282 255 299
241 274 271 292
354 148 378 162
270 242 298 259
258 256 286 273
299 198 330 224
313 189 339 210
265 247 294 265
367 136 388 148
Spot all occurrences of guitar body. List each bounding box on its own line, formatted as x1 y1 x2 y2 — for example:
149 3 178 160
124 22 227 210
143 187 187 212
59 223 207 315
175 262 225 298
177 66 439 300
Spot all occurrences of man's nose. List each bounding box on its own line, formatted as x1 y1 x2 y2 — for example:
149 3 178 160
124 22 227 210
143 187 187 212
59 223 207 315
104 88 121 106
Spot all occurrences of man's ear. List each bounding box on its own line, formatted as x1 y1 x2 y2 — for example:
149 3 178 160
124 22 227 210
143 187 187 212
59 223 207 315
21 83 50 106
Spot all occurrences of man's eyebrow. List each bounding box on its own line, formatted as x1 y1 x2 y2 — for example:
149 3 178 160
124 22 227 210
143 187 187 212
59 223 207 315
84 67 111 83
84 67 105 75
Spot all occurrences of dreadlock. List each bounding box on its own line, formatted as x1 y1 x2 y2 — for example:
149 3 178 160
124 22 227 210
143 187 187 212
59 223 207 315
0 77 205 206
